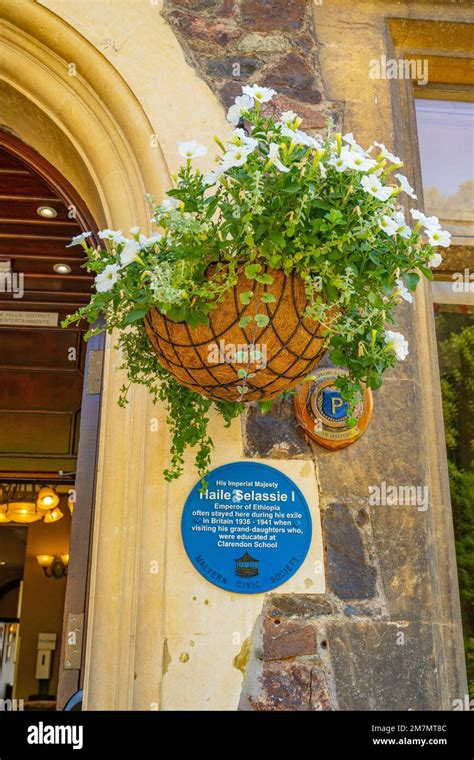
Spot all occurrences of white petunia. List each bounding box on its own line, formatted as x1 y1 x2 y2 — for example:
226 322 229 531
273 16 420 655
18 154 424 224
328 151 350 172
178 140 207 160
374 141 401 164
129 226 140 235
410 209 441 230
228 128 258 151
138 232 163 249
395 173 417 199
394 278 413 303
97 229 124 243
427 252 443 268
268 143 289 173
360 175 394 201
342 133 365 154
161 198 180 210
95 264 121 293
379 215 398 236
384 330 409 361
281 110 298 124
203 168 224 186
280 124 321 148
66 231 92 248
427 228 451 248
119 239 141 267
242 85 275 103
227 94 254 126
392 210 412 239
221 145 252 170
344 150 377 172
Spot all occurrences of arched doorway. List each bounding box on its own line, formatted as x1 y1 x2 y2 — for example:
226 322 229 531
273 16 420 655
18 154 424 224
0 131 102 709
0 0 169 710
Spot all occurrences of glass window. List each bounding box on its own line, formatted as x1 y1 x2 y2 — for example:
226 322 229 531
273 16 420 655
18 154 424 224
415 99 474 245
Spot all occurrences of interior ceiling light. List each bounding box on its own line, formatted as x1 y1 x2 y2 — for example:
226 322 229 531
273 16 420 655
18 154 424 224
6 483 42 524
43 507 64 524
37 205 57 218
53 263 72 274
0 503 11 524
0 483 69 525
37 486 59 511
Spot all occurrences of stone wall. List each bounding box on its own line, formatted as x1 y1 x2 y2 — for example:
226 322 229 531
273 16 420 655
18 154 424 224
162 0 340 129
161 0 469 711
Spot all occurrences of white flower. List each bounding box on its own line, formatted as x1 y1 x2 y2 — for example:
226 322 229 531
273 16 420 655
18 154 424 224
374 141 401 164
395 173 417 199
221 145 252 170
97 229 124 242
280 124 321 148
66 231 92 248
319 161 327 179
119 239 141 267
427 228 451 248
384 330 409 361
394 278 413 303
344 149 377 172
95 264 121 292
410 209 440 230
268 143 289 173
342 133 365 154
328 152 350 172
203 168 224 186
161 198 180 210
129 226 140 235
228 128 258 151
227 94 254 126
242 85 275 103
178 140 207 159
392 210 412 239
379 215 398 236
360 174 394 201
427 252 443 268
138 232 163 249
281 110 298 124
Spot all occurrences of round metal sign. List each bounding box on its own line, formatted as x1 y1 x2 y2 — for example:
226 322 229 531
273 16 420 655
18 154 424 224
294 368 373 450
181 462 312 594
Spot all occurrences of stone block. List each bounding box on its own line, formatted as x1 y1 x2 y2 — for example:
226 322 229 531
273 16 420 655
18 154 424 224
268 594 334 619
241 0 306 32
262 617 317 660
249 661 333 710
238 33 290 54
244 398 311 458
323 502 377 600
205 55 262 80
326 621 439 710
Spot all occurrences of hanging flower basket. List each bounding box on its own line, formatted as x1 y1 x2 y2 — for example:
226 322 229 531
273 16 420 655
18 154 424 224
63 84 450 481
144 268 326 403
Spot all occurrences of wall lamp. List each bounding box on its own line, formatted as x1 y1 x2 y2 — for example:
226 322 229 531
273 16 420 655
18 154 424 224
36 554 69 579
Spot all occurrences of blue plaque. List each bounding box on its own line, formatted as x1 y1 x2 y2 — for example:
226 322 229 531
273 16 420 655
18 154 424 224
181 462 312 594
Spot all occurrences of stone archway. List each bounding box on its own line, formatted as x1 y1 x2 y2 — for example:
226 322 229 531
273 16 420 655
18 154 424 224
0 0 173 709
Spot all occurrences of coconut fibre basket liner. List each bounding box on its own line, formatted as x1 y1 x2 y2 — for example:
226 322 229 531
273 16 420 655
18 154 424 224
144 268 327 403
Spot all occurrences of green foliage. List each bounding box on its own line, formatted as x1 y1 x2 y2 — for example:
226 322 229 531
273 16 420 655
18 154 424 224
117 325 243 482
63 91 444 480
437 314 474 698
